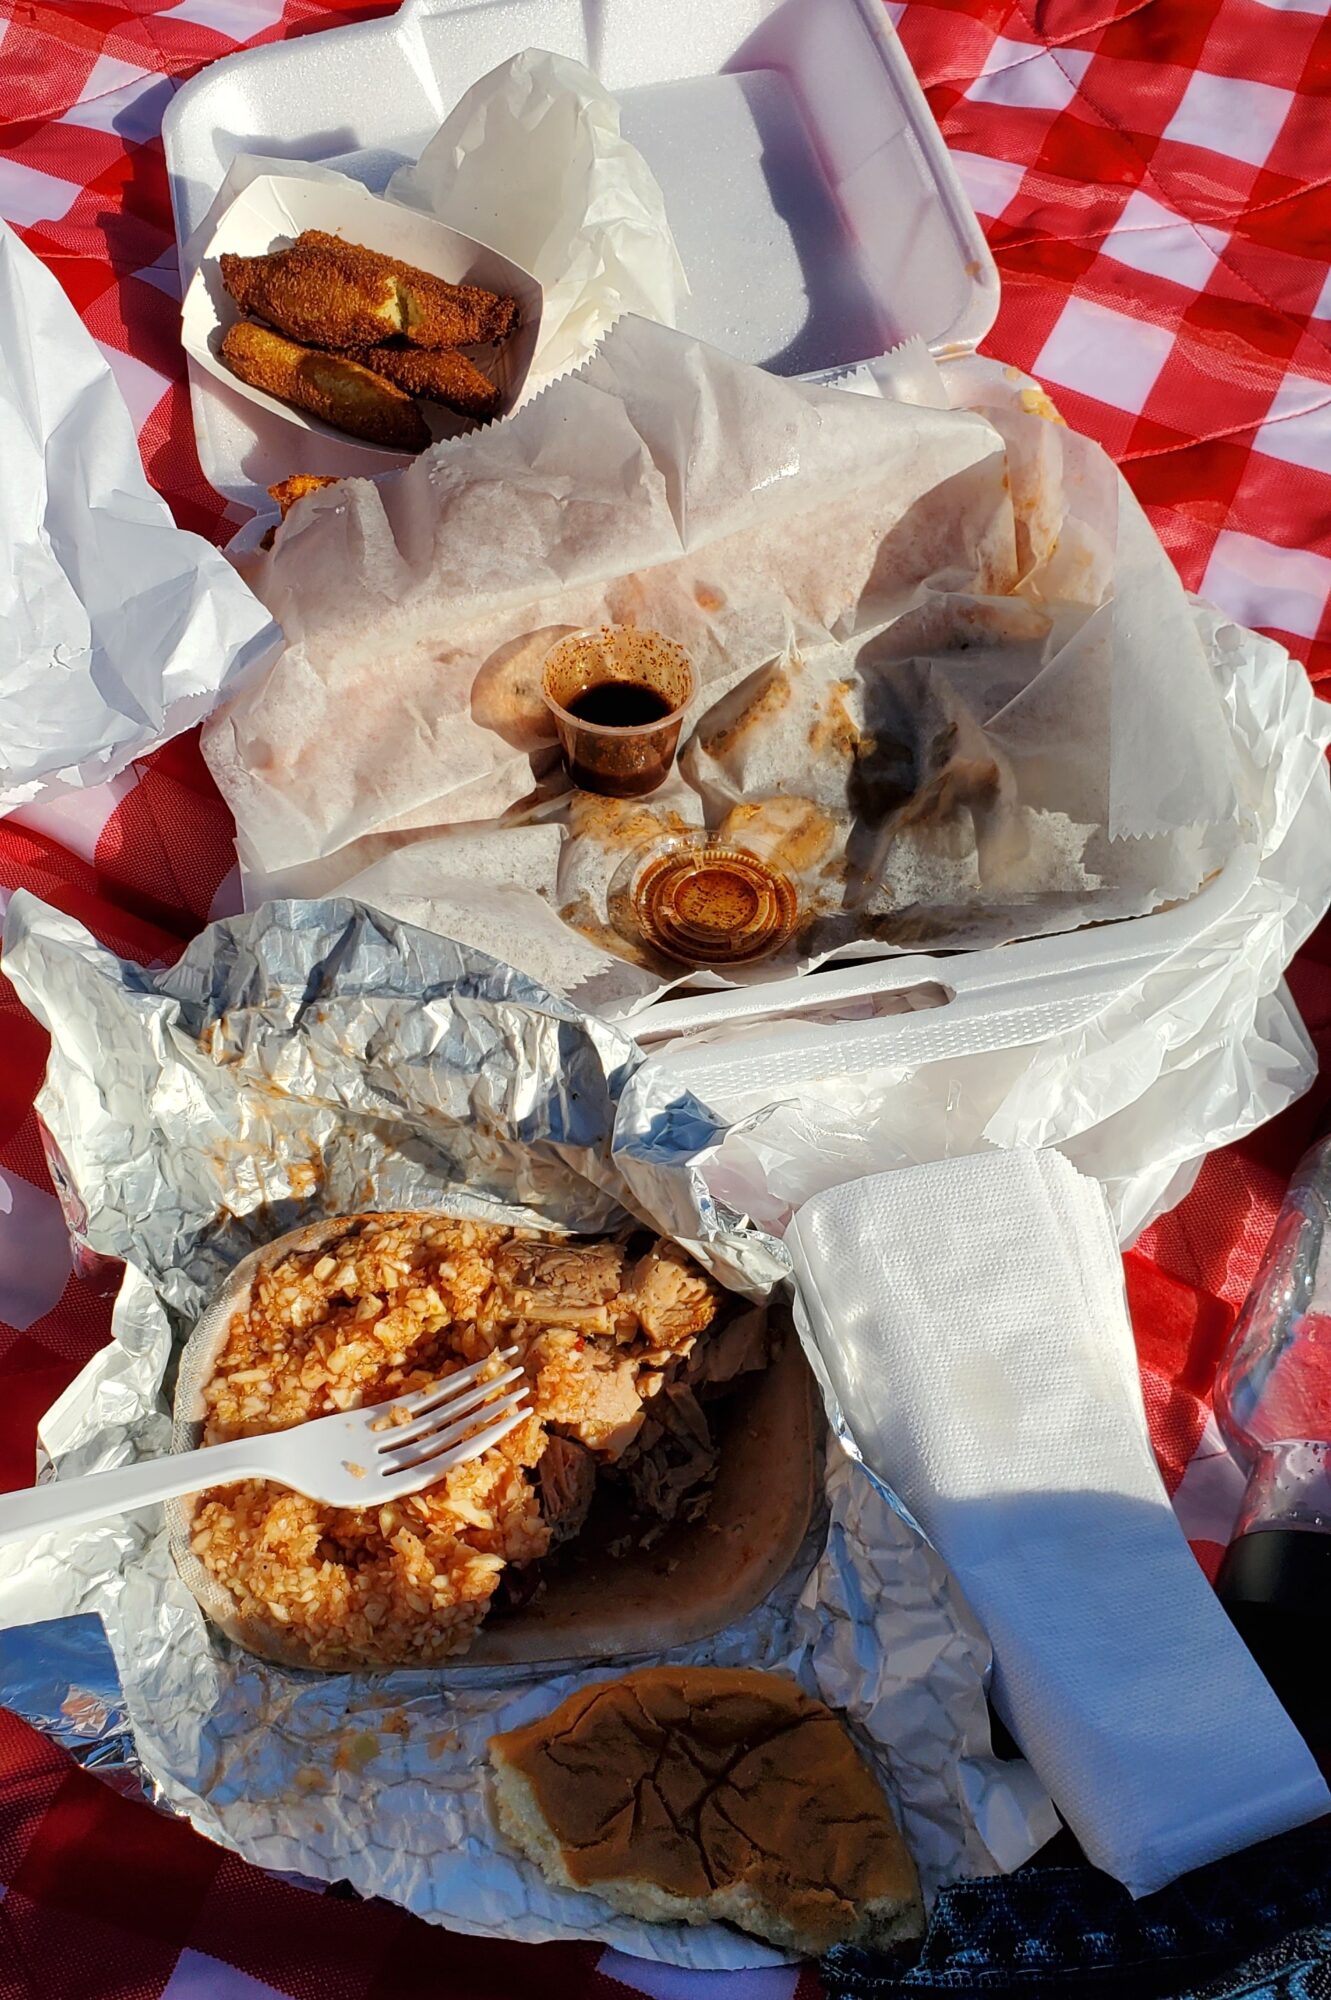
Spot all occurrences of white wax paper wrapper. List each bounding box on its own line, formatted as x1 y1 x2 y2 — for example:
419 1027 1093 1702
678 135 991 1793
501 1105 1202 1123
0 894 1055 1964
809 335 951 410
388 50 688 389
660 602 1331 1245
787 1150 1331 1896
206 316 1242 1014
0 220 280 814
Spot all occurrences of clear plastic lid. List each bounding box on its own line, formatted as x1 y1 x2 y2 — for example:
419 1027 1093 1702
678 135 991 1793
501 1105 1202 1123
622 835 800 966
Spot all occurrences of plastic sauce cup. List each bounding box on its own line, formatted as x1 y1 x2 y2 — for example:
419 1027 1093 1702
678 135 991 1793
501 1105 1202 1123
626 836 800 966
542 626 696 799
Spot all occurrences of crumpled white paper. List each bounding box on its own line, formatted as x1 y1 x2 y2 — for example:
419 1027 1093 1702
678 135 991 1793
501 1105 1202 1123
813 335 952 409
206 316 1243 1015
388 49 688 390
0 894 1055 1965
0 220 280 815
787 1150 1331 1896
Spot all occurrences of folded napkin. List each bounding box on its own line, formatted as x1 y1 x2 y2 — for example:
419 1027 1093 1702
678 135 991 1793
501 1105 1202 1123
787 1148 1330 1896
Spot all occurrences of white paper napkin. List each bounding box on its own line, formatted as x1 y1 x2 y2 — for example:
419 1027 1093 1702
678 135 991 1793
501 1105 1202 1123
786 1148 1331 1896
0 220 280 814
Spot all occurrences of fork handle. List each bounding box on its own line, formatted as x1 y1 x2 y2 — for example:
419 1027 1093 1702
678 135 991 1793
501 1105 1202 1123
0 1435 286 1548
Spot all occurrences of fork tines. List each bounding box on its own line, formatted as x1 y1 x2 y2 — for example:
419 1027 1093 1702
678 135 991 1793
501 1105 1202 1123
375 1351 530 1477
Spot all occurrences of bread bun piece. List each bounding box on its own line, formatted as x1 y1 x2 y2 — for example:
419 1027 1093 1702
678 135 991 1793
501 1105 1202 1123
488 1666 924 1956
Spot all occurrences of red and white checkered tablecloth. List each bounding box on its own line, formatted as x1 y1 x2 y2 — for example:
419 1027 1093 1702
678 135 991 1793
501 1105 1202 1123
0 0 1329 1993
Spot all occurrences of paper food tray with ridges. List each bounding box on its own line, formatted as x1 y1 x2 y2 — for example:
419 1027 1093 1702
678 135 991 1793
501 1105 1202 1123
180 174 542 493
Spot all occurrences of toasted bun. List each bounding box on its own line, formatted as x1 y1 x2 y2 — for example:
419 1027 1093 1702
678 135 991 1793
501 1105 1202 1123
488 1666 924 1957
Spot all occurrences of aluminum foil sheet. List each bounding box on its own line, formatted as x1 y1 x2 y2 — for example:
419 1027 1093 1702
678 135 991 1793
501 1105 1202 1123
0 894 1056 1967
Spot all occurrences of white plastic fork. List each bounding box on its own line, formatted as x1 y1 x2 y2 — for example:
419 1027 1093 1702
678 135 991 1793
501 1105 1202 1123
0 1349 531 1547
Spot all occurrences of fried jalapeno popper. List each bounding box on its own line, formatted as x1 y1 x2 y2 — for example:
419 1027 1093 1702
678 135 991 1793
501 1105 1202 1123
221 322 429 451
216 230 519 447
348 344 503 420
220 231 517 351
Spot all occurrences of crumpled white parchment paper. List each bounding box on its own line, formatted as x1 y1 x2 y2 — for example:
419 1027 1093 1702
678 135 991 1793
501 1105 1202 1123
205 316 1243 1014
388 49 689 390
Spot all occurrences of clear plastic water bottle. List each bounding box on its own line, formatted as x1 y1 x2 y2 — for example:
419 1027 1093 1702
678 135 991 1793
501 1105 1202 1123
1214 1130 1331 1755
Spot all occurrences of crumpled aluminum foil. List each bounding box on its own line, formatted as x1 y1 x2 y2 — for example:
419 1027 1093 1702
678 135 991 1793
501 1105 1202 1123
0 894 1056 1968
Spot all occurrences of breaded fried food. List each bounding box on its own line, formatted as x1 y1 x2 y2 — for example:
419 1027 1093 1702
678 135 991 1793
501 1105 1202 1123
220 230 517 351
268 473 341 518
221 240 397 348
354 344 502 420
221 321 429 451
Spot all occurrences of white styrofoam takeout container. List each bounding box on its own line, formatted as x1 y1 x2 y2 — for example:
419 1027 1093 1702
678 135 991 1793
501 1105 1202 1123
164 0 1000 510
163 0 1262 1123
181 174 543 498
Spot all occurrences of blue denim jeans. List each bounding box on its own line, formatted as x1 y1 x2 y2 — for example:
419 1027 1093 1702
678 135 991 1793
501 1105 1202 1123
823 1824 1331 2000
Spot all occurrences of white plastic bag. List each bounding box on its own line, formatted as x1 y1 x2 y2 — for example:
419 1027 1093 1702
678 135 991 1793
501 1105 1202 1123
0 221 279 813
